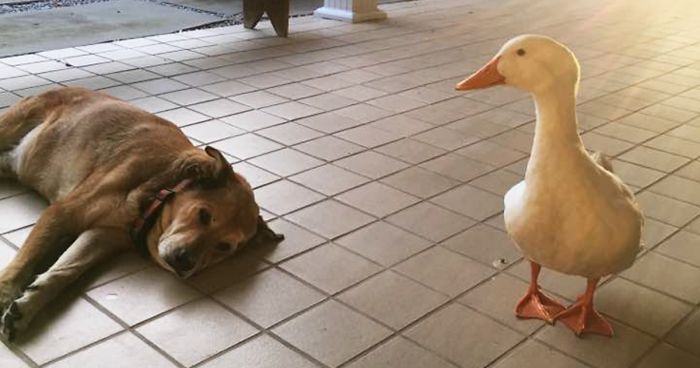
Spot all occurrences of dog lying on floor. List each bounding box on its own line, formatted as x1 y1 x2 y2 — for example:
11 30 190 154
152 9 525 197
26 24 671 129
0 86 283 340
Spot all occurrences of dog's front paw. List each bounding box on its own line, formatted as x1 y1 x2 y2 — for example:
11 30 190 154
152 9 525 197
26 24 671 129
0 282 20 314
0 300 21 341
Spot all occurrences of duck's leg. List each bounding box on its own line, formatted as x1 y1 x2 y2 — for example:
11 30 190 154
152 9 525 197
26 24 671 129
515 261 565 324
554 278 614 337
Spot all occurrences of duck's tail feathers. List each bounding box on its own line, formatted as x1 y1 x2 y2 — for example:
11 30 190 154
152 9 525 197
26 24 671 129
591 151 613 173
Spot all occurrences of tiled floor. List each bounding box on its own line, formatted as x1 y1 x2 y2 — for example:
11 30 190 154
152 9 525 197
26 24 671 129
1 0 700 366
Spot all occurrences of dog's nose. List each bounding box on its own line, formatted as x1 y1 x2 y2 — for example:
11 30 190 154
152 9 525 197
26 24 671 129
166 248 195 274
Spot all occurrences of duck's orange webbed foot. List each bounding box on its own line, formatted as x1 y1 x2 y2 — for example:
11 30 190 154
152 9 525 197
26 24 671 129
515 288 565 324
554 278 614 337
515 261 565 324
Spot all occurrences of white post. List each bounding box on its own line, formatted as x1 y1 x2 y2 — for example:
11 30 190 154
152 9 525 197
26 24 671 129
314 0 387 23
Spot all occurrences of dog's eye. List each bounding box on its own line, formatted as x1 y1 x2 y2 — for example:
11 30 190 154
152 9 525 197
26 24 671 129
215 242 231 252
198 208 212 226
516 48 526 56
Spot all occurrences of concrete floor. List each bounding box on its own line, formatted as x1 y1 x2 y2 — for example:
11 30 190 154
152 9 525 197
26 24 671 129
2 0 700 367
0 0 407 58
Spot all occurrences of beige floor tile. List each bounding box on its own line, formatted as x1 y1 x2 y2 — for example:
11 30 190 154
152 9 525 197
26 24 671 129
580 132 635 156
0 344 28 368
395 246 494 297
263 101 323 120
458 273 543 334
160 88 217 106
336 182 419 217
387 202 474 242
188 98 250 118
0 179 26 200
290 164 368 196
376 138 446 164
215 268 325 327
295 136 365 161
335 151 409 179
232 91 289 109
296 111 365 133
45 332 175 368
347 336 456 368
649 175 700 206
488 130 534 153
636 343 700 368
269 83 324 100
336 221 431 267
412 127 480 151
137 299 258 366
209 133 282 159
181 120 244 144
199 334 316 368
656 230 700 267
131 78 188 95
257 122 324 145
199 80 256 97
641 218 677 249
339 270 448 329
156 107 210 127
300 93 356 111
491 340 588 368
221 110 286 131
616 112 681 133
597 277 692 336
667 309 700 356
612 160 665 188
231 162 279 188
456 140 527 167
431 184 503 221
335 103 394 124
676 161 700 181
173 71 226 86
644 135 700 158
273 300 391 367
87 267 201 325
636 191 700 226
421 153 494 182
249 148 324 177
443 224 521 268
470 169 523 196
187 251 269 294
281 243 380 294
0 193 47 233
405 303 524 368
535 320 656 368
621 252 700 303
370 114 433 137
381 166 458 198
251 218 325 263
639 104 697 123
286 200 374 238
253 180 324 216
367 94 425 113
334 125 403 148
15 297 122 365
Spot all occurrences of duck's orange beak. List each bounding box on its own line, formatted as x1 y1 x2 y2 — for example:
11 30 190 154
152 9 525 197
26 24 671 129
455 56 505 91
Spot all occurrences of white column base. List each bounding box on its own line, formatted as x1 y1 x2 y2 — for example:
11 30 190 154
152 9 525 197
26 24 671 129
314 1 387 23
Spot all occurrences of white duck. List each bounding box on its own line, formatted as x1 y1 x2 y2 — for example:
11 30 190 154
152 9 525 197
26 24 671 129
455 35 643 337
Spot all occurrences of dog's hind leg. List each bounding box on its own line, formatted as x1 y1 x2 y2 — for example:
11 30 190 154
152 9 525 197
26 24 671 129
0 228 128 340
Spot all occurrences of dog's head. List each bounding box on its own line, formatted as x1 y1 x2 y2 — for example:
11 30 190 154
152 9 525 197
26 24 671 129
148 147 282 278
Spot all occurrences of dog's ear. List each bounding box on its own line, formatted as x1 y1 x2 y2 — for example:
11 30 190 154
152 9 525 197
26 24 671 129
204 146 234 180
247 216 284 246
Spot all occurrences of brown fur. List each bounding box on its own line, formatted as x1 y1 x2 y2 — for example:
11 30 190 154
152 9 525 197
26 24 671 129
0 87 279 340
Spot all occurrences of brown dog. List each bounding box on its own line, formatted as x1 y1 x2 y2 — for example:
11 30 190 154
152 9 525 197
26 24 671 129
0 86 282 340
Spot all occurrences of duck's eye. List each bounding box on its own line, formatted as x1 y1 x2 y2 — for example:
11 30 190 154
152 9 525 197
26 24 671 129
215 242 231 252
516 48 526 56
198 208 212 226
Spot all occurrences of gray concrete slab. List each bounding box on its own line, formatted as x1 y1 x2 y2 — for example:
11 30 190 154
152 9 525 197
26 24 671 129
0 0 220 57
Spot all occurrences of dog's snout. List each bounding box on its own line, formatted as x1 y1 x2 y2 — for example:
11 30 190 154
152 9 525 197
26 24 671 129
166 248 195 275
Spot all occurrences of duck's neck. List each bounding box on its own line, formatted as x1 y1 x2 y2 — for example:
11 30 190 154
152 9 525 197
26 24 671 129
526 85 584 180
